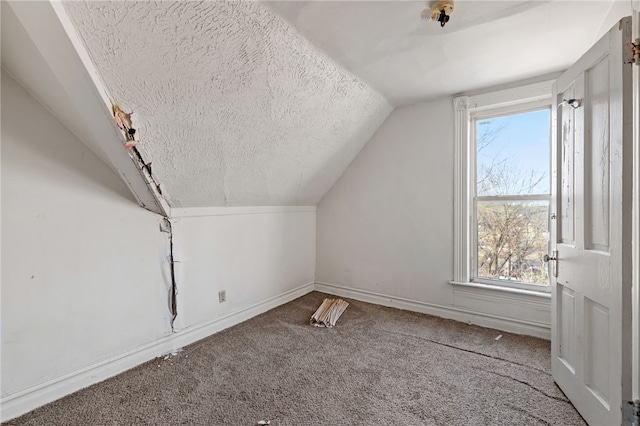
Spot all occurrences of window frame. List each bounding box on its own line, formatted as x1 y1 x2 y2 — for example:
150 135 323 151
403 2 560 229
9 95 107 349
452 81 554 294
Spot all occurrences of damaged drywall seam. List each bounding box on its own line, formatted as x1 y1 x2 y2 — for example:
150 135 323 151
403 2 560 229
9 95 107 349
128 142 168 215
168 221 178 331
161 218 179 332
115 105 177 329
113 105 169 215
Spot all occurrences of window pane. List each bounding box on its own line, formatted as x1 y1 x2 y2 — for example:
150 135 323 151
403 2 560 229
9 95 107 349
476 200 549 285
476 109 550 196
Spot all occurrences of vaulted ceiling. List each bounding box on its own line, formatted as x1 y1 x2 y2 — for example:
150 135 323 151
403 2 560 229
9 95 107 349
4 0 630 210
63 1 392 207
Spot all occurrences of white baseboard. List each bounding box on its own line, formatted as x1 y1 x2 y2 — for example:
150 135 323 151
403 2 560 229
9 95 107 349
0 281 314 422
2 280 549 421
313 282 551 340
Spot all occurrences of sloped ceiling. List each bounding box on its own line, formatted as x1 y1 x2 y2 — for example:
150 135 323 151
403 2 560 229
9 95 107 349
63 1 392 208
51 0 631 209
268 0 630 105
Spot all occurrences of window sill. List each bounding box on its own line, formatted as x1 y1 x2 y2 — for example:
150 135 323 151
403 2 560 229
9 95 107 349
449 281 551 299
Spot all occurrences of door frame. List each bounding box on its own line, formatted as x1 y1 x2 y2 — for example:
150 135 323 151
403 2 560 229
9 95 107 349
632 6 640 405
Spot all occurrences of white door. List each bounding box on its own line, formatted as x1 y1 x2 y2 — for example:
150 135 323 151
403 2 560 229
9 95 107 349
551 17 634 425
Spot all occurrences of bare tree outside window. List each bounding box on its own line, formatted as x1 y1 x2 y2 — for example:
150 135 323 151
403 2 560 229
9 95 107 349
475 110 550 285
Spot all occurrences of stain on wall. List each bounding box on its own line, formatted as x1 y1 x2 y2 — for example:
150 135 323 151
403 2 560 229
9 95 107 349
63 1 392 207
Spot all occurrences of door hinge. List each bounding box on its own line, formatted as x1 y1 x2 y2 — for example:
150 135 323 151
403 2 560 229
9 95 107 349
624 400 640 425
626 39 640 65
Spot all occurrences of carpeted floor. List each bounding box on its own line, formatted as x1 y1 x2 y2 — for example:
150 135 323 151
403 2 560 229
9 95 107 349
5 291 585 425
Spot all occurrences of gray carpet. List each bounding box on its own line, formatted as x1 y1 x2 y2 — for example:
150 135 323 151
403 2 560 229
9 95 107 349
5 291 585 425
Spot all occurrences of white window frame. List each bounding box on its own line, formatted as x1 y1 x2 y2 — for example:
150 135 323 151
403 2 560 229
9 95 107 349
452 80 554 294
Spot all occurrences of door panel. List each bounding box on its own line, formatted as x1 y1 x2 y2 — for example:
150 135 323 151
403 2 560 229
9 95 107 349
551 17 633 426
558 284 577 372
584 297 610 408
585 56 611 252
559 84 576 246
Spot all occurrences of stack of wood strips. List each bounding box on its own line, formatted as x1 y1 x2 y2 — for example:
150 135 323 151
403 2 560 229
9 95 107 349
310 298 349 328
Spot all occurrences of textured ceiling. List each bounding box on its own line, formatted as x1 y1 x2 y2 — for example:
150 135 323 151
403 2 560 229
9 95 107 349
267 0 630 105
63 1 392 208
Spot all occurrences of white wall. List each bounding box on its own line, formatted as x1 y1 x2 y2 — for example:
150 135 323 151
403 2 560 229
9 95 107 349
170 208 316 331
317 98 455 303
316 96 551 337
1 70 173 398
1 71 317 421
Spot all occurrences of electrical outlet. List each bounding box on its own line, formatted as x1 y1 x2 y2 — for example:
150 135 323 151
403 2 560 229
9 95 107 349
218 290 226 303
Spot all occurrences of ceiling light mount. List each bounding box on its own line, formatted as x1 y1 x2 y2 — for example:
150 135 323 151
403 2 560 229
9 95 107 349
421 0 454 28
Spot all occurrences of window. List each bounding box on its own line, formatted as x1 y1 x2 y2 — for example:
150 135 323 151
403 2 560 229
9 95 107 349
475 109 550 286
452 81 553 293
